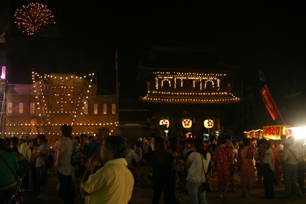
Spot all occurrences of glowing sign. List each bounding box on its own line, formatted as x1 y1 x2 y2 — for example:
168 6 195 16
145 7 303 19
159 119 169 128
204 119 214 129
1 66 6 80
182 119 192 129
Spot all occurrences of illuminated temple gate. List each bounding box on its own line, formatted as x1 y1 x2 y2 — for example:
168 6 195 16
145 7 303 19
139 45 243 138
1 71 118 146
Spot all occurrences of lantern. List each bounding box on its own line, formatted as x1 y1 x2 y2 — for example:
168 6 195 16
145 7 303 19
204 119 214 129
159 119 170 128
182 119 192 129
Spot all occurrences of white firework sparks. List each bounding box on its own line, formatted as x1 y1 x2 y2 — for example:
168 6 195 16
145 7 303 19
14 2 56 35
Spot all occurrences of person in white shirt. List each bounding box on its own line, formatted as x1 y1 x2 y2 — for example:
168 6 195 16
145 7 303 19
282 137 303 198
262 140 275 199
185 138 211 204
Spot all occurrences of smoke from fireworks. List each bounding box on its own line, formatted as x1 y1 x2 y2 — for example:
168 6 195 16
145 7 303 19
14 2 56 35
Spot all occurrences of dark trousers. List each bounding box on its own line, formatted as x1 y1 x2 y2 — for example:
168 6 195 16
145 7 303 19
58 171 75 204
298 163 306 194
152 175 176 204
263 163 274 199
36 166 47 194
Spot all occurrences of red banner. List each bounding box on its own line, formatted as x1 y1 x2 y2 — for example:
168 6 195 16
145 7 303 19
261 85 279 120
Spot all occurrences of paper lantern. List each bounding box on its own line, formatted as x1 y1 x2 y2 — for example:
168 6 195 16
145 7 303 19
204 119 214 129
159 119 170 128
182 119 192 129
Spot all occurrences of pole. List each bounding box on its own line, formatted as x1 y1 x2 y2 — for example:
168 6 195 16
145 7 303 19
115 48 119 135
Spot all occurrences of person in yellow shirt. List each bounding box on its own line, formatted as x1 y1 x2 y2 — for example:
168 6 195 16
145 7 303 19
80 136 134 204
18 135 31 190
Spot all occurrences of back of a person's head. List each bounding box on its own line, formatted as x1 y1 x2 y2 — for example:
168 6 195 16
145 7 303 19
5 137 11 145
32 138 38 146
136 141 142 148
37 135 46 142
210 136 216 143
81 134 88 139
74 136 80 143
225 135 231 142
61 125 72 137
243 138 250 146
0 139 6 151
168 137 178 152
56 138 58 141
155 137 166 151
217 137 226 145
104 135 128 159
264 140 271 149
88 136 94 141
281 134 286 141
11 137 19 146
192 138 206 155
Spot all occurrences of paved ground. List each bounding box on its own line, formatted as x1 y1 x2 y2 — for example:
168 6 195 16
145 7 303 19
22 169 305 204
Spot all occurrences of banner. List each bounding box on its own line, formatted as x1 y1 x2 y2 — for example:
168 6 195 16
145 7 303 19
261 85 279 120
263 125 282 138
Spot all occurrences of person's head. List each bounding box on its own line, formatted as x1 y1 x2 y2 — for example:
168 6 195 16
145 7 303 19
81 134 88 143
31 138 38 147
136 141 142 148
56 138 58 141
192 138 207 158
88 136 94 142
18 135 27 145
11 137 19 147
60 125 72 138
0 139 6 151
137 137 143 142
4 138 11 147
37 135 46 145
217 137 226 145
168 137 179 152
263 140 271 149
148 138 153 144
258 139 264 147
207 144 212 151
97 127 109 145
74 136 80 144
243 138 251 147
144 140 149 145
100 136 128 163
184 140 191 148
225 135 231 144
210 136 216 144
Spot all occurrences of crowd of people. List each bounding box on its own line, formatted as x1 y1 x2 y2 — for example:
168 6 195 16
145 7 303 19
0 129 306 204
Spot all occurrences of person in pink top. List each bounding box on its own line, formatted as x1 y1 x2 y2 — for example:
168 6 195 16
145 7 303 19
213 137 233 199
238 138 259 198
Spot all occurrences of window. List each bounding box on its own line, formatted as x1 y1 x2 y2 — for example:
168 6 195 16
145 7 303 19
7 102 13 113
30 103 35 114
103 104 107 114
84 100 88 115
94 104 98 114
112 104 116 114
19 103 23 114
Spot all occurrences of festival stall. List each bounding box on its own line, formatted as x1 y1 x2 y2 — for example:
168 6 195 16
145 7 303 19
262 125 292 140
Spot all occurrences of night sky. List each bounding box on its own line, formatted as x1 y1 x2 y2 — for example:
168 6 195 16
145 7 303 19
1 1 306 127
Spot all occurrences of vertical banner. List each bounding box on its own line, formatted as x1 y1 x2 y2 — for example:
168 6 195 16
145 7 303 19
19 103 23 114
103 104 107 114
112 104 116 114
7 102 13 113
261 85 279 120
94 103 98 114
30 103 35 114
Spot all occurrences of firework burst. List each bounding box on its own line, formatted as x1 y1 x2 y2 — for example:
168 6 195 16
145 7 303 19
14 2 56 35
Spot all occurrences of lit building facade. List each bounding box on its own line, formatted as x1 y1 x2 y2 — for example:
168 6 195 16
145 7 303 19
140 46 243 138
1 72 118 146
